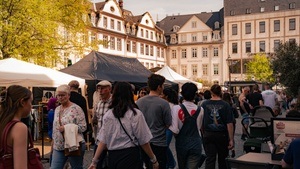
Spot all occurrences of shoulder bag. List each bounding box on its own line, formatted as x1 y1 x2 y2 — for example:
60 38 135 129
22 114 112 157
0 120 44 169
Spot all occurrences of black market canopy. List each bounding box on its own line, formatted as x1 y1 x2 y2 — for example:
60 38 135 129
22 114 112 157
60 51 152 83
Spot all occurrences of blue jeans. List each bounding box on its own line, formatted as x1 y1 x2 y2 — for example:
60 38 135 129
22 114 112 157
51 142 86 169
166 129 176 168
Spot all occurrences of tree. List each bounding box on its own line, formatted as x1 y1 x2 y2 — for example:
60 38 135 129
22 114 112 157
272 42 300 96
0 0 97 67
246 53 274 82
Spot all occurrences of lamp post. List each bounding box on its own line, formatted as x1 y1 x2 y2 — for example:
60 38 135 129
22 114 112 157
226 56 233 94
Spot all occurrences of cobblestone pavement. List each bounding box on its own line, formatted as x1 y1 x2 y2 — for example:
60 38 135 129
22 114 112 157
37 117 246 169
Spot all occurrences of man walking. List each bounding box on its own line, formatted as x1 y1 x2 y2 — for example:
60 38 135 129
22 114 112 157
93 80 112 169
136 74 172 169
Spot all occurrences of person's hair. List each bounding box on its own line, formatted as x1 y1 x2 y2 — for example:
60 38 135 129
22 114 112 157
253 84 259 91
210 84 222 97
109 82 138 118
0 85 31 138
47 97 58 111
68 80 79 90
163 88 179 105
181 83 198 101
147 74 165 91
203 90 212 99
56 84 70 94
243 86 250 92
222 93 232 105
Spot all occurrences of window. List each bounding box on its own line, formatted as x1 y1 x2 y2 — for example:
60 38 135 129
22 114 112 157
232 24 237 35
192 21 197 28
150 32 153 39
127 41 131 52
213 47 218 57
171 50 176 59
181 49 187 58
260 7 265 12
192 34 197 42
259 41 265 52
203 36 207 42
157 47 160 57
259 21 265 33
192 48 197 58
141 29 144 37
181 34 187 42
140 43 144 54
213 64 219 75
246 42 251 53
146 30 149 38
181 65 187 76
274 20 280 32
103 17 107 27
117 38 121 51
145 45 149 55
202 64 208 75
289 3 296 9
91 15 96 25
274 6 279 11
230 10 235 16
246 8 251 14
289 39 296 44
132 42 136 53
103 35 108 48
202 48 208 57
150 46 153 56
232 43 238 53
192 64 198 76
289 18 296 30
245 23 251 34
110 19 114 29
117 21 121 31
161 49 164 58
110 37 115 50
274 40 280 50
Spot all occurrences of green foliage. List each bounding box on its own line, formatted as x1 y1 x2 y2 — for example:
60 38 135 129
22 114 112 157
272 42 300 96
246 53 274 83
0 0 96 67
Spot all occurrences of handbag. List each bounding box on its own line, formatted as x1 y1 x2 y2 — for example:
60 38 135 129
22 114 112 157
0 120 43 169
59 109 81 157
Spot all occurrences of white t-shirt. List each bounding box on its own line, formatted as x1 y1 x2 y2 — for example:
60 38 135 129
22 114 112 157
262 90 277 109
169 101 204 136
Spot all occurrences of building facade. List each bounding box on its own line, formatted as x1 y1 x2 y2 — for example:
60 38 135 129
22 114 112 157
79 0 167 69
157 11 224 85
223 0 300 82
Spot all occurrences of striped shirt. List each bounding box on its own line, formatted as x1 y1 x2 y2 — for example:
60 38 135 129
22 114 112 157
94 97 111 143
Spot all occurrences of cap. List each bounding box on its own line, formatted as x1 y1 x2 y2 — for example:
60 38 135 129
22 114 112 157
96 80 112 87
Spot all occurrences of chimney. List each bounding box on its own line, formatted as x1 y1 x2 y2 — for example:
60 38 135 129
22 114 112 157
119 0 123 9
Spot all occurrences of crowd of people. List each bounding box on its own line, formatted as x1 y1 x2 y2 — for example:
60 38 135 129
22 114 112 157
0 74 299 169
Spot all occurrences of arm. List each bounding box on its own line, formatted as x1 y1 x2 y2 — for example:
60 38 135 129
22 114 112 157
239 96 249 113
77 107 87 133
140 143 159 169
281 159 292 168
89 142 107 169
12 123 28 169
227 123 234 150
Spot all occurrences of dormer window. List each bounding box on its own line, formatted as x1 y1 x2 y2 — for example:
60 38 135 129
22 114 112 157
173 25 180 32
170 34 177 44
131 25 136 35
126 23 130 34
214 21 220 29
91 15 96 26
246 8 251 14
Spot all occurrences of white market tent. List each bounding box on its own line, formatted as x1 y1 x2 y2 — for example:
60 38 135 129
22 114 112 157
155 66 202 89
0 58 85 88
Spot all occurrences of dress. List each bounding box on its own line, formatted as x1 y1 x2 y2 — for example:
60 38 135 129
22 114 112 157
98 108 152 169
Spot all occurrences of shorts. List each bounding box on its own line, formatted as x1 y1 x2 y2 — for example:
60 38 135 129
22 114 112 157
241 113 249 124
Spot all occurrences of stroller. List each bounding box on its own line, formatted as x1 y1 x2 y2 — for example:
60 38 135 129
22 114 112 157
242 106 275 153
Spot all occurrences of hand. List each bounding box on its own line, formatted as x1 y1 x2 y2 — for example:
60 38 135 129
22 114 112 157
88 164 96 169
153 162 159 169
228 140 234 150
58 126 64 133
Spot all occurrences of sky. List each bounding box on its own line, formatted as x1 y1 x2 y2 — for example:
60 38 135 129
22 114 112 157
95 0 223 22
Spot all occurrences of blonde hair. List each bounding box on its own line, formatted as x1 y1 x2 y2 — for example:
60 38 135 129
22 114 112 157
56 84 70 94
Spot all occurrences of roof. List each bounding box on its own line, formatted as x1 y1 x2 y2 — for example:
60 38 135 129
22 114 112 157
157 9 224 35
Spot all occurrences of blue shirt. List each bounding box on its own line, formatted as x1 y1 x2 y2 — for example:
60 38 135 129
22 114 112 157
283 138 300 169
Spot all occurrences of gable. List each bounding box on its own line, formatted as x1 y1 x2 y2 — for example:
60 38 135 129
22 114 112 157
179 15 212 32
102 0 122 18
139 12 155 28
